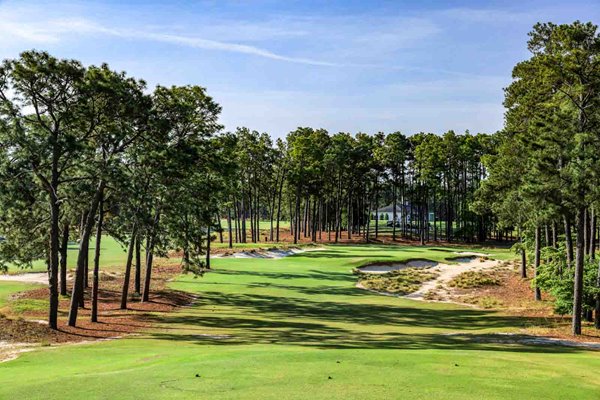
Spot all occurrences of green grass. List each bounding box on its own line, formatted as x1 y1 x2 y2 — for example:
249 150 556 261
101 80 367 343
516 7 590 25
219 219 291 230
0 281 41 310
0 281 45 316
5 233 308 273
5 235 134 274
8 298 48 314
0 244 598 399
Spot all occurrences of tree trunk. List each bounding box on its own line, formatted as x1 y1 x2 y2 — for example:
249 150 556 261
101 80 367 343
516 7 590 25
217 215 223 244
374 174 379 239
572 207 585 335
68 181 105 327
241 196 247 243
227 208 233 249
120 225 137 309
534 225 542 301
91 193 104 323
311 196 318 242
59 222 69 296
595 258 600 329
47 197 60 329
564 215 574 268
392 181 397 241
275 173 284 242
294 186 301 244
520 239 527 279
590 207 596 260
142 208 161 303
134 233 141 295
206 224 211 270
347 192 352 240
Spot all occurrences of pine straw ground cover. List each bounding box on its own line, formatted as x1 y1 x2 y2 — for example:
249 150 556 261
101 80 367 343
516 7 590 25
0 262 195 344
443 262 600 342
357 268 439 295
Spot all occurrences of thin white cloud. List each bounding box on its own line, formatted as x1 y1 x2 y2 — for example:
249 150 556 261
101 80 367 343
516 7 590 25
440 7 539 24
128 31 339 67
0 3 340 67
0 2 444 69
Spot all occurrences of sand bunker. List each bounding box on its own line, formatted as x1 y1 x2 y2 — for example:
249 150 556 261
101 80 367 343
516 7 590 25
357 256 501 302
0 272 47 285
357 260 438 274
0 341 35 363
453 251 489 257
406 257 499 301
219 247 325 259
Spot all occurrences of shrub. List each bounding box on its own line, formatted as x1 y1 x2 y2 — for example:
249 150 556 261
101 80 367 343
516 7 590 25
359 268 438 295
448 271 500 288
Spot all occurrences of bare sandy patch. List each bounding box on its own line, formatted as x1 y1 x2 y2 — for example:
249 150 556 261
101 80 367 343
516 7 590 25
0 273 47 284
406 257 500 301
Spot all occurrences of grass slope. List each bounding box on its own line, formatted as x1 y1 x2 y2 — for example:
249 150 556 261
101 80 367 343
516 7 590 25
0 281 41 309
5 234 308 274
5 236 133 274
0 245 598 399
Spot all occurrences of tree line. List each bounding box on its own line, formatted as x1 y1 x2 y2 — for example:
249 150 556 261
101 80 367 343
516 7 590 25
475 21 600 335
1 20 599 337
0 51 499 330
0 52 226 328
224 127 497 247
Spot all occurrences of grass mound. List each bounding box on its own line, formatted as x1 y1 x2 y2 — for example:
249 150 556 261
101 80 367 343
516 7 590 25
359 268 438 295
448 270 500 289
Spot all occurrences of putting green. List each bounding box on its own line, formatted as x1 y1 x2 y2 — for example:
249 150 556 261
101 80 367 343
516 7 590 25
0 245 598 399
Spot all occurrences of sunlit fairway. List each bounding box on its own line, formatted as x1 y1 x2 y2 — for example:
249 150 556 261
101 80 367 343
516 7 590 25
1 245 599 399
3 232 301 274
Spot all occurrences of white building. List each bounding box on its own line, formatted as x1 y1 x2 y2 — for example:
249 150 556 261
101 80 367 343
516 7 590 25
373 204 404 222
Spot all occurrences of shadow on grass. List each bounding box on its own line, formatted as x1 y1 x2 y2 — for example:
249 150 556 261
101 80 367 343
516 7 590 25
147 289 577 353
215 269 357 283
297 251 394 259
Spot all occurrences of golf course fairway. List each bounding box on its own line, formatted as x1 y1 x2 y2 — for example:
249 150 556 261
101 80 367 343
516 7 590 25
1 245 598 399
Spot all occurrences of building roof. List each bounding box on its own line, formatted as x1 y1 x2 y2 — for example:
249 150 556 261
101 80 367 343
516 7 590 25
376 204 403 213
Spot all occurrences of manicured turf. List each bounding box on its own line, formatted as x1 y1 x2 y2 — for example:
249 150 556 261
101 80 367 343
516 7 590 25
0 245 598 399
0 281 41 309
6 235 134 274
6 233 304 273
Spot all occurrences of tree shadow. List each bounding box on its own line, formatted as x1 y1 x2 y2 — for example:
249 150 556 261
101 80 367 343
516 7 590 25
147 289 581 353
298 251 394 259
215 269 357 283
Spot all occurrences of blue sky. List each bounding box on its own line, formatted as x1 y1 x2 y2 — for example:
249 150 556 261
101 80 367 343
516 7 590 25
1 0 599 137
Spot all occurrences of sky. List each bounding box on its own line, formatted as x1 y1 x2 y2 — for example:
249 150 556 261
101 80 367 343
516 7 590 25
1 0 599 138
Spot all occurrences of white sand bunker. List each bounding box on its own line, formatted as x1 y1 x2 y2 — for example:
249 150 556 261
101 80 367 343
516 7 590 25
357 260 438 274
220 247 325 259
0 272 47 284
453 251 489 257
405 256 500 301
0 341 35 363
356 255 501 303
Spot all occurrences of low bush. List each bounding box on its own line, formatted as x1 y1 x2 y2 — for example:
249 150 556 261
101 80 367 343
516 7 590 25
448 271 500 289
359 268 438 295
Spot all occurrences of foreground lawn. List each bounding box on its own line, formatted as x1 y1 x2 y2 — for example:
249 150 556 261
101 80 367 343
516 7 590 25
0 244 598 399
